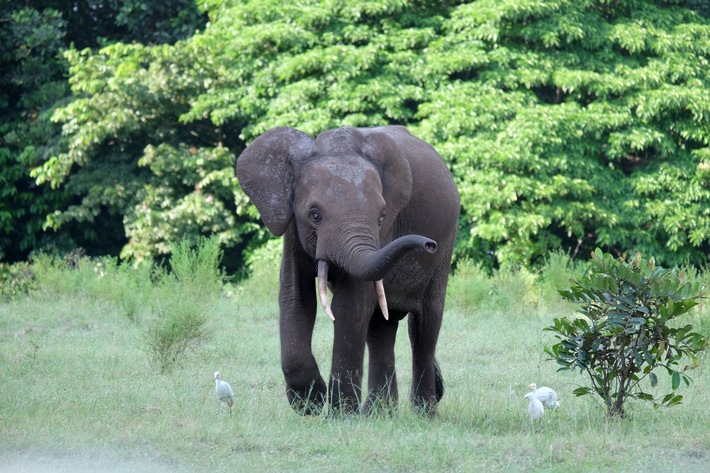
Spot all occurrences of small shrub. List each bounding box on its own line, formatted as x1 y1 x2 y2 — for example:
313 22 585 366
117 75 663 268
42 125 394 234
538 250 586 308
545 249 708 417
169 236 225 297
231 237 281 305
30 253 88 296
144 299 211 373
446 258 493 312
144 237 221 372
93 257 154 322
490 265 537 310
0 262 36 300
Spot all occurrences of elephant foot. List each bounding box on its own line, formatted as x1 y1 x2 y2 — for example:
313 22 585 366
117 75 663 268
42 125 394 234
412 396 440 418
410 360 444 417
286 380 327 416
327 374 362 416
362 395 398 417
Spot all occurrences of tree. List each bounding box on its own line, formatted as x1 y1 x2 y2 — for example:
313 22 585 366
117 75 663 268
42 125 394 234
415 0 710 268
0 1 206 263
27 1 710 268
0 6 71 261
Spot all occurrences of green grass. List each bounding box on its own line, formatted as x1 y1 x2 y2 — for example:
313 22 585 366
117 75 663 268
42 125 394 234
1 254 709 472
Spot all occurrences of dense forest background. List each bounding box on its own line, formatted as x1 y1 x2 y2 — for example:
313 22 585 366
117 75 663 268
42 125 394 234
2 0 709 273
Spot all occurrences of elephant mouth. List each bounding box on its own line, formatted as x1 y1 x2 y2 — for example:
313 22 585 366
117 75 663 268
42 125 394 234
317 260 389 322
316 234 437 322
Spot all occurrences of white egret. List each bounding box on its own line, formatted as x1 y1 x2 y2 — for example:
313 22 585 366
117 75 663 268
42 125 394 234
214 371 235 415
524 392 544 430
528 383 560 409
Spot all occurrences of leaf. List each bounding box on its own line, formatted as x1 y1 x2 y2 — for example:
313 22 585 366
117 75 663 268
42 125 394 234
671 370 681 390
661 394 683 407
649 372 658 387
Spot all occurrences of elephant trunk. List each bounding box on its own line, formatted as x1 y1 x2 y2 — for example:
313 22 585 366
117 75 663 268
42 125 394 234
343 234 437 282
317 235 437 321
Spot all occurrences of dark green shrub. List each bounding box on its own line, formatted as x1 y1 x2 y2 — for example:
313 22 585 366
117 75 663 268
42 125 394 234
545 249 707 417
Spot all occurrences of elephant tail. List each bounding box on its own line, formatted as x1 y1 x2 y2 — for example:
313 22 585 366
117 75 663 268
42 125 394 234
434 358 444 402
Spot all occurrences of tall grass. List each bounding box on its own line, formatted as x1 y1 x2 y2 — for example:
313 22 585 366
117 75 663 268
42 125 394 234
1 248 709 472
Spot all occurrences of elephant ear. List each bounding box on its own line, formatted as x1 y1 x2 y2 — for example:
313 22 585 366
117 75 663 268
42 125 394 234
362 130 413 230
236 127 316 236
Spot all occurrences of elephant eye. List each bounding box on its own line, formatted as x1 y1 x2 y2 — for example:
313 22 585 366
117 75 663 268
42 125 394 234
308 209 323 224
378 210 386 226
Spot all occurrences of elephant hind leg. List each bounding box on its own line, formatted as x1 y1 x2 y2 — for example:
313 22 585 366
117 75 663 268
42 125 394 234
408 310 444 417
434 357 444 402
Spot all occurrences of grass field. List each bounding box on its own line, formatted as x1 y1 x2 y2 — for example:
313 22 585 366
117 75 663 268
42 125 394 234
1 253 709 472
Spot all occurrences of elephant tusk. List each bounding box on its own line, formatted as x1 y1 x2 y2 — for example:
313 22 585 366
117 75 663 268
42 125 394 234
375 280 389 320
317 261 335 321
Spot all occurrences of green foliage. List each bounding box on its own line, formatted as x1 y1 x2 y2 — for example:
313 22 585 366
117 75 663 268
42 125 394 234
416 0 710 269
4 0 710 271
545 249 708 417
0 5 72 261
446 259 494 312
0 1 207 263
537 250 588 307
29 250 103 298
144 237 222 372
0 262 36 301
91 256 154 321
167 235 225 295
144 301 211 374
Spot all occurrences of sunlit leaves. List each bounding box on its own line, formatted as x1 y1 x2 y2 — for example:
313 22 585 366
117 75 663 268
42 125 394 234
414 0 710 268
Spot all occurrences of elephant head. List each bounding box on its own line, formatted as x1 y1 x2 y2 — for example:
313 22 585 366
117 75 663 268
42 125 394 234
237 126 436 319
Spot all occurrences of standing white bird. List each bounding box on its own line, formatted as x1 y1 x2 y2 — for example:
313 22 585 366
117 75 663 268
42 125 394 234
528 383 560 409
524 392 544 430
214 371 234 416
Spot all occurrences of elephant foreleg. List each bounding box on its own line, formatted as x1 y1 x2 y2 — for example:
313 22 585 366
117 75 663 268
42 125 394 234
363 310 403 416
279 235 327 415
280 309 327 415
328 279 373 415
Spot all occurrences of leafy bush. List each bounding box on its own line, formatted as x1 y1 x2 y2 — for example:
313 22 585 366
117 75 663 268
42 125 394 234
446 259 494 313
545 249 707 417
537 251 587 309
92 257 154 322
168 236 225 299
491 265 540 310
144 237 222 372
0 262 36 300
144 299 211 374
29 251 102 298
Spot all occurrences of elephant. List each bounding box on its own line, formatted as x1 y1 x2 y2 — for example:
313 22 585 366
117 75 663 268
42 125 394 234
236 125 460 416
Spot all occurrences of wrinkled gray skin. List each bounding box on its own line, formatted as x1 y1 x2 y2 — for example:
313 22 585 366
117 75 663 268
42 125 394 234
237 126 460 416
